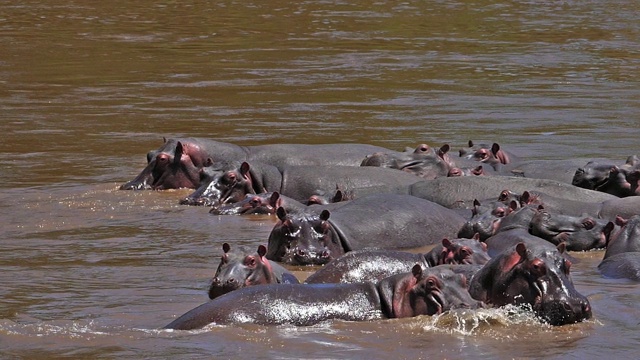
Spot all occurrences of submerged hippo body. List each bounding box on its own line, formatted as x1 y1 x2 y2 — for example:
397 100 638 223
164 265 483 330
267 194 467 266
598 215 640 281
121 138 392 190
409 176 616 210
304 237 490 284
469 240 592 326
182 162 421 207
208 243 299 299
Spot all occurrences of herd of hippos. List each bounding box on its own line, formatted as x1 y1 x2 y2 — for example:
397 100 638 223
119 137 640 330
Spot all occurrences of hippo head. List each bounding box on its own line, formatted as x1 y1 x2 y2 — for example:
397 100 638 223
469 242 592 326
180 161 259 206
393 144 452 180
120 139 213 190
572 160 615 190
424 236 491 267
458 199 515 241
378 265 484 318
529 209 615 251
266 208 344 266
462 143 511 169
210 192 282 215
208 243 277 299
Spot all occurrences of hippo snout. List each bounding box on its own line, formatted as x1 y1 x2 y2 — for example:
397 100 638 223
537 298 592 326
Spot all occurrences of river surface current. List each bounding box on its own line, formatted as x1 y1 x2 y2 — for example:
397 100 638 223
1 1 640 358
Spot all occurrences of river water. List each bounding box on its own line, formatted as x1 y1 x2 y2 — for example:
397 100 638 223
1 0 639 358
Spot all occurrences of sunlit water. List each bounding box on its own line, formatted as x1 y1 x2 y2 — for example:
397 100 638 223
1 0 639 358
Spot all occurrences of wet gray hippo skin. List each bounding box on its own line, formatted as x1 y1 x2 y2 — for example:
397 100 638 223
208 243 299 300
457 199 516 241
598 215 640 281
408 176 616 210
266 194 467 266
209 192 307 215
304 237 490 285
122 137 391 190
469 240 592 326
164 265 483 329
458 142 517 171
183 161 422 207
598 196 640 220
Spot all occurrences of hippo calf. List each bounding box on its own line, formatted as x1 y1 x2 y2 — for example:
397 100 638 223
164 265 483 330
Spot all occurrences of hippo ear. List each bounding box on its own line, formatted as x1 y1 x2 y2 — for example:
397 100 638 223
521 191 530 204
163 137 167 143
437 144 450 158
472 165 483 176
320 209 331 221
222 242 231 254
240 162 251 176
509 200 519 212
411 264 422 279
491 143 500 156
269 192 281 207
442 238 453 249
257 245 267 258
603 221 615 238
468 140 474 147
472 233 481 241
174 141 185 163
332 189 344 203
615 215 628 227
276 207 288 221
556 242 567 254
500 243 527 273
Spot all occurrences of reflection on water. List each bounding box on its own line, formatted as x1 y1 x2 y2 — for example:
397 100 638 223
1 0 640 358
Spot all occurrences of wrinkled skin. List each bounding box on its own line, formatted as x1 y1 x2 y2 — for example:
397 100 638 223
208 243 299 299
164 265 483 329
267 194 466 266
469 241 592 326
423 236 491 267
529 209 614 251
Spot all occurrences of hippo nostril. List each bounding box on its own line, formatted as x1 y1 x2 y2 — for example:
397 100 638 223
296 249 306 257
320 250 330 259
226 278 237 285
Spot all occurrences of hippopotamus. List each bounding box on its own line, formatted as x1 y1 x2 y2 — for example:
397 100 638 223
266 194 467 265
529 209 615 252
408 176 616 210
457 199 517 240
163 265 484 329
458 142 517 171
469 239 592 326
304 236 490 284
207 243 299 299
121 137 392 190
209 192 305 215
572 156 640 197
182 161 422 207
598 215 640 281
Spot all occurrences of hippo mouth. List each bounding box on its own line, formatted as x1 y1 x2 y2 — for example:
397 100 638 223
426 289 445 315
529 278 591 325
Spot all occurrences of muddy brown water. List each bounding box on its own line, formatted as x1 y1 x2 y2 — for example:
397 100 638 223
2 0 640 358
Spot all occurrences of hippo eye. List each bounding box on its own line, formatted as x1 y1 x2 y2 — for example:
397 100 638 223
494 208 506 217
582 219 595 230
530 258 547 277
459 247 472 258
222 172 237 184
244 256 257 267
